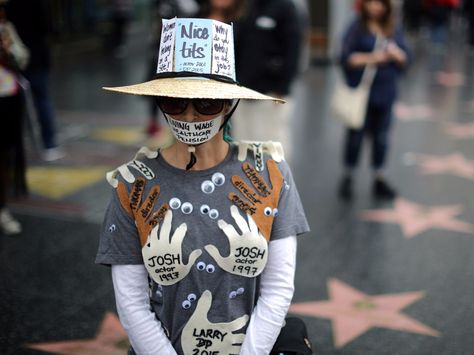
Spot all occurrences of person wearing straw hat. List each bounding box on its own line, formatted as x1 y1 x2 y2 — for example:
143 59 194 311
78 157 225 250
96 18 309 354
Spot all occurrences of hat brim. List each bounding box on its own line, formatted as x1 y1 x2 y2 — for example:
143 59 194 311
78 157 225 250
103 78 285 103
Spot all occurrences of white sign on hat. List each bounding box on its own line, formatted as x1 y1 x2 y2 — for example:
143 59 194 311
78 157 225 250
157 18 236 81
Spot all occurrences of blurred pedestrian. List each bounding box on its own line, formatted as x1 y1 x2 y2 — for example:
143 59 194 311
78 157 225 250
6 0 64 161
0 0 28 235
402 0 425 34
464 0 474 49
199 0 247 22
231 0 304 161
110 0 134 57
338 0 409 201
424 0 460 45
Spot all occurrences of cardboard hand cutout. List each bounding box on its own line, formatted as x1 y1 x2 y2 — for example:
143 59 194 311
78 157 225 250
142 210 202 286
181 290 248 355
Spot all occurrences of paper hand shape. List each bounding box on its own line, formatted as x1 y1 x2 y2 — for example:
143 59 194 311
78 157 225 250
181 290 248 355
237 141 285 164
205 205 268 277
116 177 168 247
107 147 158 188
142 210 202 286
228 159 284 240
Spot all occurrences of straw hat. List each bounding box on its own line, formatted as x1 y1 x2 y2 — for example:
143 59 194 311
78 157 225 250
103 18 284 103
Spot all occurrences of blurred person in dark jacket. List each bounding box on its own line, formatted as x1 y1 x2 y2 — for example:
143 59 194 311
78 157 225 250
338 0 409 201
0 0 28 235
6 0 64 161
465 0 474 48
424 0 460 45
231 0 304 161
402 0 425 34
199 0 247 23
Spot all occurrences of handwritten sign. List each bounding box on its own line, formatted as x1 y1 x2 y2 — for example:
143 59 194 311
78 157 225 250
157 18 176 73
175 19 212 74
211 21 235 79
156 18 236 80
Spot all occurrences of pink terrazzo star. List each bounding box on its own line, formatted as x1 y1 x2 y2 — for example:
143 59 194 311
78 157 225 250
289 278 440 348
445 122 474 139
394 103 434 121
360 198 474 238
436 71 465 87
415 152 474 181
27 312 129 355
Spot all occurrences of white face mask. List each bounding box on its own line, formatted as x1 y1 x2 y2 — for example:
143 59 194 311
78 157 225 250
167 115 223 145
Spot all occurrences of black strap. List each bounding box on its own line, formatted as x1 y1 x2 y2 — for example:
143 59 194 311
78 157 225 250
185 150 197 171
219 99 240 131
155 71 239 85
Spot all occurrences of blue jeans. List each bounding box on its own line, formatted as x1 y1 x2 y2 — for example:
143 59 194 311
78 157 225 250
25 68 57 149
343 103 393 170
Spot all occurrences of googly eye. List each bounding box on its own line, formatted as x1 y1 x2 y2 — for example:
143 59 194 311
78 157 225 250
200 204 210 214
181 202 193 214
170 197 181 209
229 291 237 299
264 207 272 216
209 209 219 219
197 261 206 271
187 293 197 302
206 264 215 273
272 208 278 217
108 224 116 233
182 300 191 309
212 172 225 186
236 287 244 295
201 180 215 194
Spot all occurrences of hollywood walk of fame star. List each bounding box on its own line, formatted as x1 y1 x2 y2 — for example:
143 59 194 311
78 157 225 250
289 278 440 348
394 102 434 121
414 152 474 181
360 198 474 238
27 312 129 355
436 71 465 87
444 122 474 139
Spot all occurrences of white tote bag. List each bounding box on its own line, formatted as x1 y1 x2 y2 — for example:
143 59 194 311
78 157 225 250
330 35 382 129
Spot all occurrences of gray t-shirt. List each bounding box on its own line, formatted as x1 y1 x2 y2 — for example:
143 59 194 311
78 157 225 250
96 143 309 354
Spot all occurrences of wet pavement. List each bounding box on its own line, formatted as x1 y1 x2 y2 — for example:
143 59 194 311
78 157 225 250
1 31 474 355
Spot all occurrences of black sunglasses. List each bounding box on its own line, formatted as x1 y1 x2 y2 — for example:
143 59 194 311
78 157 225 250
156 97 226 116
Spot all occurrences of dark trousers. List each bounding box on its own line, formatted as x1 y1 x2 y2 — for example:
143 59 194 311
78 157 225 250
25 68 57 149
0 93 27 208
343 103 393 171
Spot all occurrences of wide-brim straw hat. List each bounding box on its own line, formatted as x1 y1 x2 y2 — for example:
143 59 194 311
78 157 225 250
103 18 284 103
103 77 284 102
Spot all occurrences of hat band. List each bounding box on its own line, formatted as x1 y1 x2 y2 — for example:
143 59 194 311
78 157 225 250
155 71 239 85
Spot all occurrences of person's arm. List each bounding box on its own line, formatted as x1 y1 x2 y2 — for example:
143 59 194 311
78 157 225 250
347 50 390 68
112 264 178 355
240 236 297 355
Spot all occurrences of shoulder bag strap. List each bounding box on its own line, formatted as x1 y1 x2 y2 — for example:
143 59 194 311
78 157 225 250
359 34 384 88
